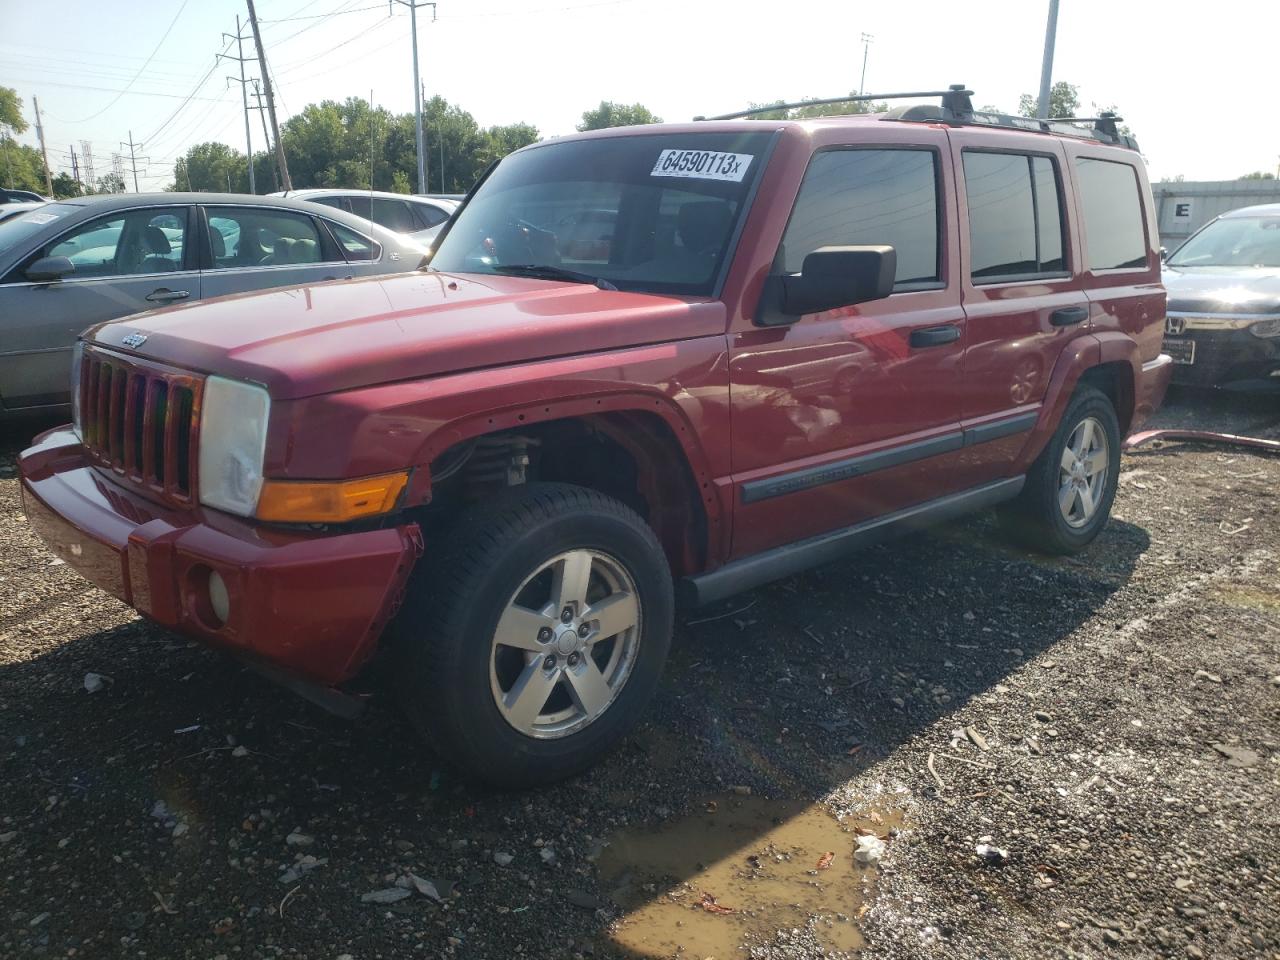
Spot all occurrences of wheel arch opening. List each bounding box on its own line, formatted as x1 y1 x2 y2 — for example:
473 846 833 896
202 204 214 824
417 411 711 579
1079 361 1136 436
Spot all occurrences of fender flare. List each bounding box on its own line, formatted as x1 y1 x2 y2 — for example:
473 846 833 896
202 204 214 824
1013 332 1142 473
404 387 726 567
1012 335 1100 473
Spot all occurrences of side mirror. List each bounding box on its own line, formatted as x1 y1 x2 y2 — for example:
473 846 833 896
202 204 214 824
25 256 75 283
756 245 896 326
1159 247 1168 262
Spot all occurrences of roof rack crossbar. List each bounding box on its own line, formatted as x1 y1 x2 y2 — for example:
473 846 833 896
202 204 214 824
1043 112 1122 138
695 85 974 122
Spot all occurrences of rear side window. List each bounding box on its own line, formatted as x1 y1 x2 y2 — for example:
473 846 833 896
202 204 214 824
411 203 449 229
370 197 417 233
206 208 334 268
327 221 380 262
1074 158 1147 270
780 148 940 286
963 151 1066 282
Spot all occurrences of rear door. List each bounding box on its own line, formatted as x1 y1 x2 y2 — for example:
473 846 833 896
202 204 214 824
0 205 198 409
950 131 1089 478
198 205 356 299
728 136 970 558
1066 149 1164 363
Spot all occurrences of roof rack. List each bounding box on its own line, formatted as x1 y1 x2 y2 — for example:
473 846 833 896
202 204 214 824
696 86 1139 151
693 85 974 121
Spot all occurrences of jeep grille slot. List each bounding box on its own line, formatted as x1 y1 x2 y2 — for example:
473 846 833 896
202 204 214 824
80 348 202 504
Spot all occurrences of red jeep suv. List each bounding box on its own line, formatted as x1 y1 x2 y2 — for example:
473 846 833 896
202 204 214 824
19 88 1171 786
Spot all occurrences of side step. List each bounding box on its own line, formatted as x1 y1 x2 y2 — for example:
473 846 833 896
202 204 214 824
678 476 1025 607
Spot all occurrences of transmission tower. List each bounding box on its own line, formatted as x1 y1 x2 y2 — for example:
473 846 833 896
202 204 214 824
80 141 96 188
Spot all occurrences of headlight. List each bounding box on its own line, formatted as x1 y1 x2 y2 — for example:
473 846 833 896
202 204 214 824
1248 318 1280 339
198 376 270 517
70 341 85 438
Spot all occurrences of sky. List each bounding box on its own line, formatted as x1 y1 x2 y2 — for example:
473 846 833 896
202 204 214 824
3 0 1278 191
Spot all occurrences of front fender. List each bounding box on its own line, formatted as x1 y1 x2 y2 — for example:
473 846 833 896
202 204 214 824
265 337 732 561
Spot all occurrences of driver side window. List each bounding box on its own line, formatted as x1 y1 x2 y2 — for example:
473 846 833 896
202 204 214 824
38 207 189 279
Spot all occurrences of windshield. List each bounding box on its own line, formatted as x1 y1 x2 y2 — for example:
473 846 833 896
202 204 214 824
429 131 773 296
1168 215 1280 268
0 202 78 257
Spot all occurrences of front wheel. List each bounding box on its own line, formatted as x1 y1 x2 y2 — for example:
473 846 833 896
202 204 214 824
998 385 1120 554
391 483 673 788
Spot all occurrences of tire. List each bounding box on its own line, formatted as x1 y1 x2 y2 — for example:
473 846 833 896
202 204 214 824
998 385 1121 555
391 483 673 788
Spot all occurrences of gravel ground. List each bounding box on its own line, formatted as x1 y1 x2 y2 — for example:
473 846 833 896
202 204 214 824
1 386 1278 960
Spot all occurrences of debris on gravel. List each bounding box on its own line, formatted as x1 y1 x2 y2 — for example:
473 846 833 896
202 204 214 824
2 391 1278 959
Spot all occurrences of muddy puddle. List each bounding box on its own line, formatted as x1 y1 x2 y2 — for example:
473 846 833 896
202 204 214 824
598 795 900 958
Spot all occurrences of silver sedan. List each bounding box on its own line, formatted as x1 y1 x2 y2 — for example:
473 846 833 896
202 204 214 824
0 192 428 416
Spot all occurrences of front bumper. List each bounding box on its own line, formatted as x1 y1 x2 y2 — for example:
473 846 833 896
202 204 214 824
19 428 422 687
1164 322 1280 388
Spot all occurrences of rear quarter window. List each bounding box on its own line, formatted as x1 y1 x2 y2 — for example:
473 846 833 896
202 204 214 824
1074 158 1147 270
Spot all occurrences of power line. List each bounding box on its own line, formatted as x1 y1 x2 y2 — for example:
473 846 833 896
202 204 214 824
269 0 368 46
140 39 238 146
27 80 229 105
58 0 192 123
273 13 396 76
261 3 384 22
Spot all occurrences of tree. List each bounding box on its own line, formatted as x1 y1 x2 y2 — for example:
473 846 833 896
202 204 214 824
96 172 126 194
0 87 27 135
577 101 661 131
477 122 540 170
1018 81 1079 119
50 172 80 198
170 142 248 193
1239 171 1276 180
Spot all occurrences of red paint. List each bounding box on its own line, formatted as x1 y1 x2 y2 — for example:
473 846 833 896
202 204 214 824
20 114 1171 692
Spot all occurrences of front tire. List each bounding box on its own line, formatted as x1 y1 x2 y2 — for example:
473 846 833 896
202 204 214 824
392 483 673 788
998 385 1120 555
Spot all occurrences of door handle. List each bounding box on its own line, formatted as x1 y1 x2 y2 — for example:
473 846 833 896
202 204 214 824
145 288 190 303
909 325 961 348
1050 305 1089 327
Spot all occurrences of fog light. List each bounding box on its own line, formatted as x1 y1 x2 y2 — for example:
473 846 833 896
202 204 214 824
208 570 230 626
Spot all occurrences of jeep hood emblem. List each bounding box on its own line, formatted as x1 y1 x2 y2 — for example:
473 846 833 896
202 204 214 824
121 332 148 348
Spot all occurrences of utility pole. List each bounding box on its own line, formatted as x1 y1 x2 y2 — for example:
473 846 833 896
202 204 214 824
32 96 54 196
858 34 873 97
70 146 81 194
1036 0 1060 119
220 16 256 194
421 80 431 194
120 131 145 193
249 81 279 192
245 0 292 190
392 0 436 194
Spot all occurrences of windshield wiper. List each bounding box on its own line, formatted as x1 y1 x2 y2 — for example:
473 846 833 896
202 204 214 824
492 263 618 290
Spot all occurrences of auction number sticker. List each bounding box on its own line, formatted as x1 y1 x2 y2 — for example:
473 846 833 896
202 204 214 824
651 149 753 182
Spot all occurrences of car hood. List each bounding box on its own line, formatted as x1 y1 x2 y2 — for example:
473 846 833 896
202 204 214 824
1162 265 1280 314
89 271 724 399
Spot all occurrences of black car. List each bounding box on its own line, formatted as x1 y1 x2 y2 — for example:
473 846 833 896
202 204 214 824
1162 203 1280 388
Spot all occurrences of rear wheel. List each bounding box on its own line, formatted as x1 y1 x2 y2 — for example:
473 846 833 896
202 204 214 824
998 385 1120 554
392 483 673 787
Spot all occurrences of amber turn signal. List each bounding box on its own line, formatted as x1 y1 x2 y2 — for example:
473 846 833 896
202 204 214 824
255 471 409 523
